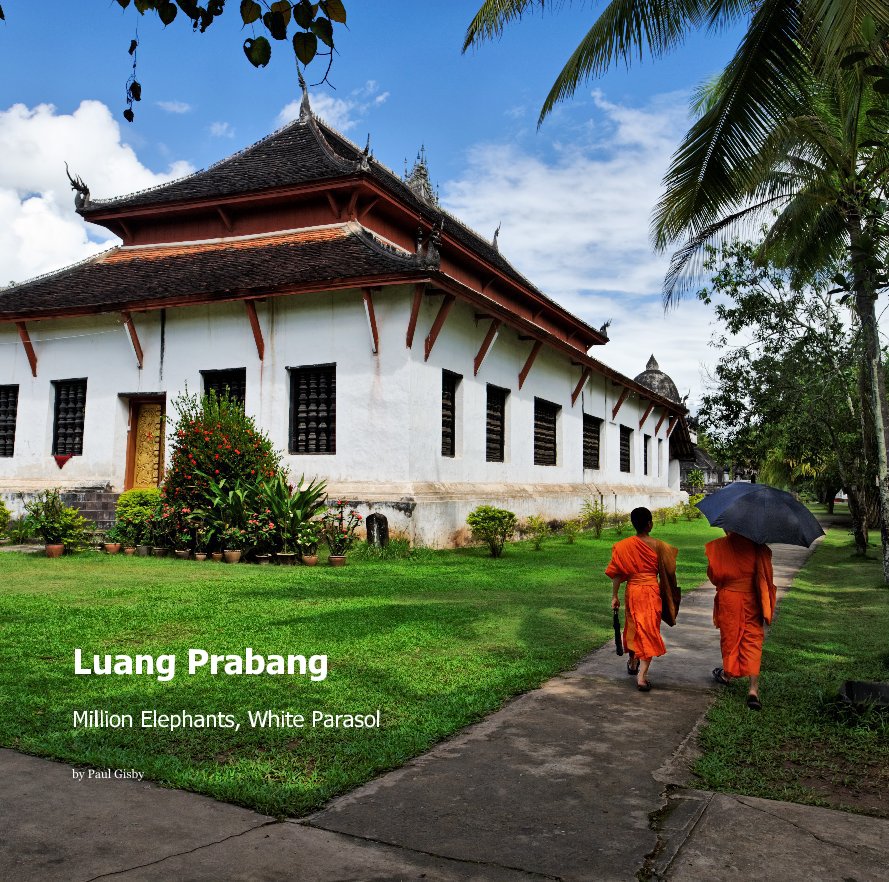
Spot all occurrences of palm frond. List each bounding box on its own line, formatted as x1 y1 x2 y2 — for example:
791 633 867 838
463 0 549 51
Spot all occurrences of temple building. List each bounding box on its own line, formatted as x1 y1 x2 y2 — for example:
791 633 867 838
0 90 692 545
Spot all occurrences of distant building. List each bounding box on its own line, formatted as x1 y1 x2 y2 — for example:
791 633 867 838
0 90 692 545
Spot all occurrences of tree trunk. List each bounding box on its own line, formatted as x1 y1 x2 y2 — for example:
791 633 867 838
846 487 870 556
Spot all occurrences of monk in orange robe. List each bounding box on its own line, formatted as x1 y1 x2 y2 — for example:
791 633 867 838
706 531 777 710
606 507 678 691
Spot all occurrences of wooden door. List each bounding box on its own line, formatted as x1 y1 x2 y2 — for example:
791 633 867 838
125 400 164 490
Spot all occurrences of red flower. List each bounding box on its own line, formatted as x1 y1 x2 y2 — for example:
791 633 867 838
215 469 220 475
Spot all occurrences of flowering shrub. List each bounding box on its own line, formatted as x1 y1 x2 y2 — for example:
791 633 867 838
320 502 363 556
247 512 278 554
221 525 247 550
296 519 321 555
163 390 280 534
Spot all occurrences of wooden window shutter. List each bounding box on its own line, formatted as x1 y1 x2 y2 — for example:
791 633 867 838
289 364 336 455
202 368 247 406
583 414 602 470
441 370 460 458
534 397 560 466
52 379 87 456
0 385 18 457
486 385 508 463
619 425 632 473
644 434 651 475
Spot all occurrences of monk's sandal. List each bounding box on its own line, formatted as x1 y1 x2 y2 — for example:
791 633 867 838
712 667 731 685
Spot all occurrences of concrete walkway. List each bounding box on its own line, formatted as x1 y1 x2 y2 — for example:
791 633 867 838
3 539 888 881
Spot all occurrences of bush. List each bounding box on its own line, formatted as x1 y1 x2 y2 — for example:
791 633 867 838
467 505 517 558
524 515 551 551
561 518 581 544
0 498 10 537
115 488 161 545
580 497 609 538
6 516 34 543
680 496 705 520
655 507 669 526
609 511 630 535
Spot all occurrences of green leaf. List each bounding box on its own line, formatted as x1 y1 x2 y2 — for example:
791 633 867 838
240 0 261 24
243 36 272 67
123 108 135 123
271 0 292 25
135 0 156 13
0 4 5 20
861 15 876 44
158 2 177 26
840 50 869 68
263 10 288 40
322 0 346 24
293 31 318 65
293 0 314 29
310 16 333 48
128 80 142 102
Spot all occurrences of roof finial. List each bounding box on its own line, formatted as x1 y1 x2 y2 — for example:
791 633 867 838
297 70 311 124
646 354 659 371
358 133 372 170
492 222 501 252
404 144 439 206
64 162 91 210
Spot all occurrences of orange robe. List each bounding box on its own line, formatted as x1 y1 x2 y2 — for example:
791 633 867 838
605 536 668 661
706 534 777 678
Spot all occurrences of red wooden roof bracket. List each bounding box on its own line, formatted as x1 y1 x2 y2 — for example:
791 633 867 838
362 288 379 354
244 300 265 361
424 294 455 361
120 311 144 369
639 400 655 429
406 283 424 348
15 322 37 377
473 318 501 376
518 339 543 389
612 386 630 420
571 367 592 406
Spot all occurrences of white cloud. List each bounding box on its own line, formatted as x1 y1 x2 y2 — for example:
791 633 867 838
440 90 724 408
156 100 192 114
277 80 390 132
209 121 234 138
0 101 193 286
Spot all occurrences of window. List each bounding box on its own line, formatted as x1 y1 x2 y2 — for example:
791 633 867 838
534 397 560 466
289 364 335 454
658 439 663 476
202 368 246 405
619 425 633 473
643 434 651 475
0 384 18 457
486 385 508 463
53 379 87 456
583 414 602 470
441 370 461 458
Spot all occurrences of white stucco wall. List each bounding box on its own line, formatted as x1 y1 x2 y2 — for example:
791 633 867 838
0 284 685 545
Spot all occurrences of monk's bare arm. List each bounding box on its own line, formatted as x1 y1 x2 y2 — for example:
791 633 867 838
611 576 624 609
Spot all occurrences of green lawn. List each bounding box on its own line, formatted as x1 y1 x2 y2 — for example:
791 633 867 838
694 529 889 818
0 518 717 816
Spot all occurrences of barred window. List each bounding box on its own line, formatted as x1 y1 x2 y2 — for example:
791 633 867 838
643 434 652 475
202 368 246 405
53 379 87 456
0 384 18 457
619 425 633 473
441 370 461 458
583 414 602 470
289 364 335 454
486 385 508 463
534 397 560 466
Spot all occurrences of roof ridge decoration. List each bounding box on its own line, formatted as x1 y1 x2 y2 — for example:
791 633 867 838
1 245 118 292
404 145 439 207
415 219 443 269
65 163 91 210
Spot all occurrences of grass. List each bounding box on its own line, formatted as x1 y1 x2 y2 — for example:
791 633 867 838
694 528 889 818
0 517 717 817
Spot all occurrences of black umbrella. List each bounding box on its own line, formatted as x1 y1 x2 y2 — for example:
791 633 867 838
695 482 824 547
612 609 624 656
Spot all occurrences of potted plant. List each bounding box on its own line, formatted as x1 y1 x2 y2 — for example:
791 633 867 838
248 512 278 564
320 501 363 566
193 526 209 561
24 489 91 557
103 523 124 555
296 520 321 566
221 525 246 563
173 529 192 559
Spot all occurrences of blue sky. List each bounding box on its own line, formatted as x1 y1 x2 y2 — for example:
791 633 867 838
0 2 749 407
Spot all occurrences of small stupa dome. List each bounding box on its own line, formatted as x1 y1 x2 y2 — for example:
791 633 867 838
634 355 680 402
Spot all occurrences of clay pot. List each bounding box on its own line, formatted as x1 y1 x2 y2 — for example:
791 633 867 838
223 549 242 564
174 549 191 560
210 552 223 562
301 554 319 567
151 547 168 558
136 545 150 557
327 555 346 567
104 543 121 555
45 544 64 558
194 553 208 562
255 554 272 565
123 547 136 556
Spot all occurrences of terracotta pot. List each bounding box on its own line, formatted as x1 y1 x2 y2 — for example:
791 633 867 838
45 543 64 558
136 544 150 557
223 549 242 564
151 547 168 558
123 547 136 556
174 549 191 560
104 543 121 555
210 552 224 562
275 552 296 566
255 554 272 565
327 555 346 567
301 554 318 567
194 553 208 561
